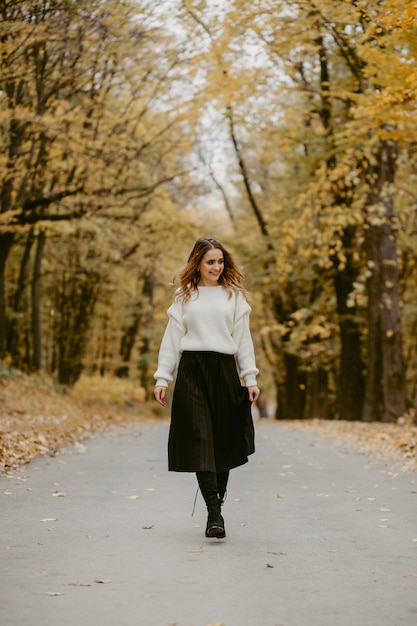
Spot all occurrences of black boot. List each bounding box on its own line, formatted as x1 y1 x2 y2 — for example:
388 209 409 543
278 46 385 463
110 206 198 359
217 470 229 508
196 471 226 539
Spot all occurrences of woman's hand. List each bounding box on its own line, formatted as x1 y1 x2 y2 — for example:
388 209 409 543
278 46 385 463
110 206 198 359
247 385 260 404
154 386 167 406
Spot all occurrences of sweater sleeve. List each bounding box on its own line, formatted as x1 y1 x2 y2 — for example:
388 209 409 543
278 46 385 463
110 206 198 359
232 292 259 387
154 299 186 387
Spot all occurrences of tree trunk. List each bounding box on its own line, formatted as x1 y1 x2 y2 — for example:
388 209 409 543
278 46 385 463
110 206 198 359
363 223 387 421
98 312 109 377
338 313 364 421
332 227 365 421
0 232 15 358
280 353 307 420
115 270 155 386
256 397 269 418
362 140 406 422
56 269 100 385
138 270 155 399
413 386 417 426
308 368 329 420
116 312 141 378
31 230 46 371
7 229 36 362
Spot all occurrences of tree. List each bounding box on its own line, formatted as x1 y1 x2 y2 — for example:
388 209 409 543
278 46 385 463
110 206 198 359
178 0 416 421
1 0 200 383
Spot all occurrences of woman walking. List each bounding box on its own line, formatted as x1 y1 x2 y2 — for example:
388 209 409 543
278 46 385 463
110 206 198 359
154 237 260 539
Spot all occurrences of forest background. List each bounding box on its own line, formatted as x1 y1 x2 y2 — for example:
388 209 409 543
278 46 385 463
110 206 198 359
1 0 417 428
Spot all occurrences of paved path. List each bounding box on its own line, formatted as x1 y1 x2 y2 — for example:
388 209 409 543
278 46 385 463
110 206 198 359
1 419 416 626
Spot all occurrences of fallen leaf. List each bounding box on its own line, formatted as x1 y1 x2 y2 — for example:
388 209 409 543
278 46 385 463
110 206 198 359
52 491 66 497
93 579 111 584
143 524 154 530
126 495 140 500
187 547 207 553
266 563 274 568
275 494 286 498
47 592 64 596
288 420 417 473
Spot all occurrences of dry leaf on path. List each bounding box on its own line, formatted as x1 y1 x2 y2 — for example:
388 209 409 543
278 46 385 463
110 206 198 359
47 592 65 596
93 579 111 584
290 419 417 472
187 547 207 553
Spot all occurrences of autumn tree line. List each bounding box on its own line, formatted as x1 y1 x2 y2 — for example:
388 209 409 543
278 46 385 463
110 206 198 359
1 0 416 423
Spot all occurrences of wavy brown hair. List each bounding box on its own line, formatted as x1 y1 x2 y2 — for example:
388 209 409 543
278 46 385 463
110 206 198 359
172 237 248 302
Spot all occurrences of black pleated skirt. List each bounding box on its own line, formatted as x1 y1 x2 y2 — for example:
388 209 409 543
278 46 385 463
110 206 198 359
168 351 255 472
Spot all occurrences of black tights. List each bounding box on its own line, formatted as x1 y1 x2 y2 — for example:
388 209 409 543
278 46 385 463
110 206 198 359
196 470 230 507
217 470 229 503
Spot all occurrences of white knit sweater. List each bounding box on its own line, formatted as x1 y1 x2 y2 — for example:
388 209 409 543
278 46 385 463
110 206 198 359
154 286 259 388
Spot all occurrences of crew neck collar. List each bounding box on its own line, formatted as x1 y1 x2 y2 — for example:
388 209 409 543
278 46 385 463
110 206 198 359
198 284 222 288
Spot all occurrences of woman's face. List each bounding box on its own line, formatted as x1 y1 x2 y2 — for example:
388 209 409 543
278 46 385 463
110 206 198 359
198 248 224 286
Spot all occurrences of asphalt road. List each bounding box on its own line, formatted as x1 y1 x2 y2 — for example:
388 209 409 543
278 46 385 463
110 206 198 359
1 418 416 626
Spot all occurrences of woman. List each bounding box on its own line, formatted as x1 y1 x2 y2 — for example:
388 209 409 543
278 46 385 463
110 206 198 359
154 236 260 539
